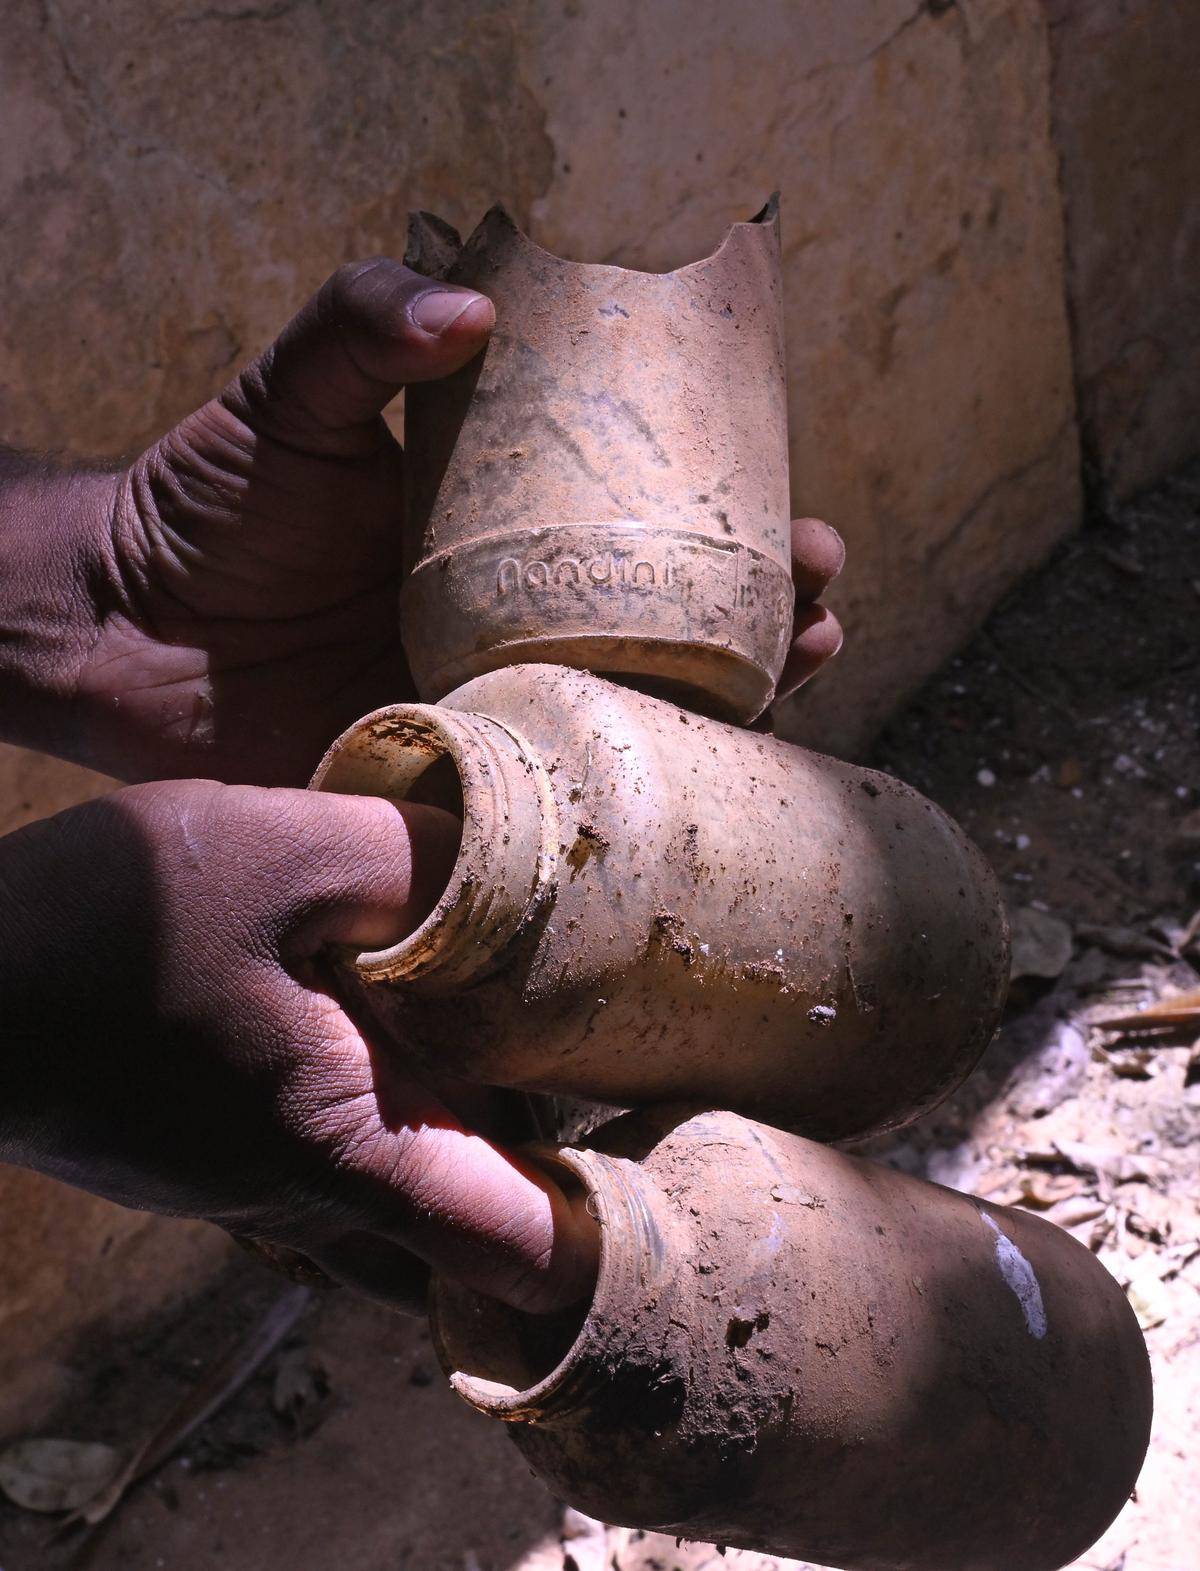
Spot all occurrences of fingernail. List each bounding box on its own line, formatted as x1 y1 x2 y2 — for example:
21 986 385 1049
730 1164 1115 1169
411 289 485 336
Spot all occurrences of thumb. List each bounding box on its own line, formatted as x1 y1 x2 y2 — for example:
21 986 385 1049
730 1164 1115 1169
372 1116 601 1314
317 1122 599 1316
226 257 494 453
302 1048 600 1315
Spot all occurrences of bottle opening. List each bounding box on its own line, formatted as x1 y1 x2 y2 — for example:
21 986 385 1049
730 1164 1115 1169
390 748 466 822
379 747 466 929
311 703 555 990
432 1165 601 1416
440 1277 593 1402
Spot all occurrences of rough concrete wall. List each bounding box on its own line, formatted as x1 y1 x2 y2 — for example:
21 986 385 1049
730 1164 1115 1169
1 0 1080 757
519 0 1081 750
1 0 556 459
0 0 1108 1422
1042 1 1200 505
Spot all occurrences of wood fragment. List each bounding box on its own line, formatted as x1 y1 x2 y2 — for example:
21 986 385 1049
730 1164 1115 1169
62 1284 311 1532
1099 986 1200 1033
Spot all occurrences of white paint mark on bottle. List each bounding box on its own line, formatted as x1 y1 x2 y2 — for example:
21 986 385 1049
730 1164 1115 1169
981 1212 1048 1339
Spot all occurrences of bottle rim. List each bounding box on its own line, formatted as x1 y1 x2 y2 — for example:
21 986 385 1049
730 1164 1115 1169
310 702 558 992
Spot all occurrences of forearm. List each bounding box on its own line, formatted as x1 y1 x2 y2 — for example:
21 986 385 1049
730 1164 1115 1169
0 449 120 764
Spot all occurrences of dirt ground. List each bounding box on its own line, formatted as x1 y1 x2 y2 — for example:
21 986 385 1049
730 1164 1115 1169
1 463 1197 1571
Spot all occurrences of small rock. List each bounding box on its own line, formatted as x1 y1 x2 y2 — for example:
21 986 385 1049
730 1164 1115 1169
1009 907 1073 981
0 1438 122 1514
272 1347 332 1435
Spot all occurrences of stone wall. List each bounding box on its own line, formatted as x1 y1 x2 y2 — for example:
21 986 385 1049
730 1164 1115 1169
0 0 1194 1428
1042 0 1200 506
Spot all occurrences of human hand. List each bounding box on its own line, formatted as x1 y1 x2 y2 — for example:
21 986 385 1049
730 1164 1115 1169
62 261 842 783
74 262 491 784
0 781 597 1314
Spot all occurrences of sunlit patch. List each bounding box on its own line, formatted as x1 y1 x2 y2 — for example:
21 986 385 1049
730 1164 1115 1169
981 1210 1048 1338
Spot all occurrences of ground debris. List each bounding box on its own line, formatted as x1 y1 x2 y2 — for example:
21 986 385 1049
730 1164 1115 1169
1095 984 1200 1034
1074 924 1177 961
1009 906 1073 981
62 1284 310 1531
272 1345 331 1436
1018 1140 1171 1190
0 1439 122 1515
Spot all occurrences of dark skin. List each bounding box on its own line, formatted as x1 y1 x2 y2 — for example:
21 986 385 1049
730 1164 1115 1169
0 259 844 1314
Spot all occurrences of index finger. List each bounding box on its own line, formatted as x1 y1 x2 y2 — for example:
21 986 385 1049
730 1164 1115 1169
791 517 846 601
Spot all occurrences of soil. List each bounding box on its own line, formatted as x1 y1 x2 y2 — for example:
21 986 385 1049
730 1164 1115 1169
1 463 1196 1571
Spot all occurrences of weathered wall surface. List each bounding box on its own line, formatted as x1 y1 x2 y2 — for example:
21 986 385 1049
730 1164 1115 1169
1 0 1080 760
520 0 1081 749
1042 0 1200 505
0 0 1191 1424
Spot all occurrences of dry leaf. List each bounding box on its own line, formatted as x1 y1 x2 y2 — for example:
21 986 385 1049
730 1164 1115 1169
1015 1173 1085 1210
1127 1275 1171 1331
65 1283 310 1530
1099 985 1200 1033
1075 923 1176 961
1120 1240 1200 1329
1021 1140 1168 1189
1126 1213 1168 1245
0 1439 122 1514
1047 1197 1108 1230
1093 1045 1157 1079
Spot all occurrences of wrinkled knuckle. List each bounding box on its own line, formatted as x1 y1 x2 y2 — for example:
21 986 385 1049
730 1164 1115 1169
230 351 272 419
292 1075 383 1171
126 778 219 844
322 258 373 314
321 257 414 336
328 255 391 294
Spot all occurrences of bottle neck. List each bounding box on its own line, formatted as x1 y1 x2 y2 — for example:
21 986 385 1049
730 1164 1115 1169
429 1143 669 1424
310 703 557 991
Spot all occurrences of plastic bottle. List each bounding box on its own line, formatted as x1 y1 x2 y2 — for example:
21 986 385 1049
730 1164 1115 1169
430 1107 1152 1571
311 664 1008 1141
401 198 793 723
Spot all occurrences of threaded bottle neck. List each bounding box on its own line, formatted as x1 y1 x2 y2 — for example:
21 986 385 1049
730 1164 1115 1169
429 1143 668 1424
311 703 557 991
